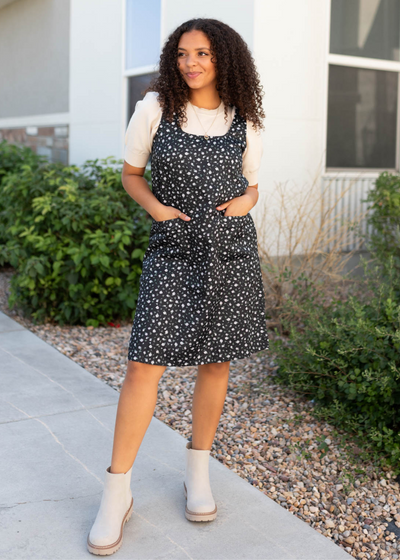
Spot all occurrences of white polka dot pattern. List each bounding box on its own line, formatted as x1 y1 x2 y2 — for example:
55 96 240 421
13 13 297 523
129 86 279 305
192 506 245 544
128 107 269 366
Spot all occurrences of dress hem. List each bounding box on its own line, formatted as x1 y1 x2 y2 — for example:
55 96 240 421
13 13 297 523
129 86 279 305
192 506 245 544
127 341 270 367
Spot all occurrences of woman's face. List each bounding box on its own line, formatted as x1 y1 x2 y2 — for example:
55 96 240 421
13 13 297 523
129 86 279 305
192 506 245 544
177 30 217 91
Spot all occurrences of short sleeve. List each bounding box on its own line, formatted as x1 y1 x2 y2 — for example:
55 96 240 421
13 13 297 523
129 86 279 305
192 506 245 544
242 121 263 186
124 91 162 168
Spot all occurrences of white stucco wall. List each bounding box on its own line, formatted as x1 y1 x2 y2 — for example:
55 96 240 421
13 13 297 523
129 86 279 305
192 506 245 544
252 0 330 255
69 0 124 166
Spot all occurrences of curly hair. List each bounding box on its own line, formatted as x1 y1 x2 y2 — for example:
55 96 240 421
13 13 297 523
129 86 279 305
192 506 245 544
143 18 265 133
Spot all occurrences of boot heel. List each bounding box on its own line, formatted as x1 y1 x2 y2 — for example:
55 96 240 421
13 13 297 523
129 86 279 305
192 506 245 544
125 498 134 523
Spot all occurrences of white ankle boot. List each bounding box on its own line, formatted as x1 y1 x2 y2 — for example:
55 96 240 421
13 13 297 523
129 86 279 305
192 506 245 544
87 465 134 556
183 441 217 522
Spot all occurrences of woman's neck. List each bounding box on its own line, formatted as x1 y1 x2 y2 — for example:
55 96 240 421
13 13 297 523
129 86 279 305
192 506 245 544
188 90 221 110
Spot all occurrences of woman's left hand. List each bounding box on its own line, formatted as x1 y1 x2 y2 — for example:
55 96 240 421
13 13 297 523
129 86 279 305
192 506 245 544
216 192 256 217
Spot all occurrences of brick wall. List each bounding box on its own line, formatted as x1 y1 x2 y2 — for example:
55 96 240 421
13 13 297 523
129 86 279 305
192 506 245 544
0 125 69 165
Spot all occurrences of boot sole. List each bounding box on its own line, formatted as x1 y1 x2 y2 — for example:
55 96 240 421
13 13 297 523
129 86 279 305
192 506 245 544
87 496 134 556
183 482 217 522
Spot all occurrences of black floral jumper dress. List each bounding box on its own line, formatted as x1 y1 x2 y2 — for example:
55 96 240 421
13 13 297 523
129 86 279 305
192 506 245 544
128 105 269 366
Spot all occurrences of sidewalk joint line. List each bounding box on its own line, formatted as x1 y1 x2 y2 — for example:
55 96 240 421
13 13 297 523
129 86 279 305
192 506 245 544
0 401 118 425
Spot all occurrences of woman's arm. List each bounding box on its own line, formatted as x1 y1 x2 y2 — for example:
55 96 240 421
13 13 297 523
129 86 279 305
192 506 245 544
121 161 165 221
244 183 259 206
216 184 258 216
121 161 191 221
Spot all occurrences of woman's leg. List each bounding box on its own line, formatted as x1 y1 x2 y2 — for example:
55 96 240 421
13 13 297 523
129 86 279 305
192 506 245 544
110 360 166 474
191 361 230 450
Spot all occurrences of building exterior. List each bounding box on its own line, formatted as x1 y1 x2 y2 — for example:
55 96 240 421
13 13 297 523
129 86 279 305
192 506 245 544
0 0 399 254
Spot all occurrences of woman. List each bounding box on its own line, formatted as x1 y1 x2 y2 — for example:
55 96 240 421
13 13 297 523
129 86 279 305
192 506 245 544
87 17 269 555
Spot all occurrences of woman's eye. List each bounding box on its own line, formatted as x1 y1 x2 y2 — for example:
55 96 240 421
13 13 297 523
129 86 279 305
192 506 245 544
177 52 208 57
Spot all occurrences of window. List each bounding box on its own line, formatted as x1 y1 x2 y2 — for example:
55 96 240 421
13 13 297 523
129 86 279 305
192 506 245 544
127 72 159 126
124 0 161 129
125 0 161 70
326 0 400 170
330 0 399 61
327 65 398 168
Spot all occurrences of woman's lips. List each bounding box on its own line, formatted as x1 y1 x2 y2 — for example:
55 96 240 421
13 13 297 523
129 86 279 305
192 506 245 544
187 72 201 78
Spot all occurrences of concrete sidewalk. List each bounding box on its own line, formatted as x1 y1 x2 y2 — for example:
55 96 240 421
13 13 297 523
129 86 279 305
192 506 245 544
0 311 351 559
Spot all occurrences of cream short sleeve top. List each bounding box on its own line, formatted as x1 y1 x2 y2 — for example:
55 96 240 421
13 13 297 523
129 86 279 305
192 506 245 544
124 91 263 186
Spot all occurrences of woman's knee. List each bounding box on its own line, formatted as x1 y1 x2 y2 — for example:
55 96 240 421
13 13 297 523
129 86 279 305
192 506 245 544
125 360 166 384
198 361 230 378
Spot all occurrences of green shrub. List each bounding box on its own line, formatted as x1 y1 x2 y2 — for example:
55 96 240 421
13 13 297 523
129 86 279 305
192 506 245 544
363 170 400 275
270 257 400 475
0 139 47 184
0 140 49 246
0 153 152 326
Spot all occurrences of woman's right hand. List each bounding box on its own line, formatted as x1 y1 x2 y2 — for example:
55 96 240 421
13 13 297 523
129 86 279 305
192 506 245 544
153 205 191 222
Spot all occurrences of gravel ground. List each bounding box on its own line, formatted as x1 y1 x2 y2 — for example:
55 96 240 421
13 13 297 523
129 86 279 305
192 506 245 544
1 268 400 559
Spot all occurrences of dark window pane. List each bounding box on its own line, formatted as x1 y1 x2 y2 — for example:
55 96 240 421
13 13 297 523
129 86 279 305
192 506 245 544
127 72 159 126
327 64 398 169
330 0 400 61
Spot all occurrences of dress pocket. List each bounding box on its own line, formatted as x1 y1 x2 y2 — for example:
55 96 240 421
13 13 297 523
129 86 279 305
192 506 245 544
218 213 252 262
221 214 249 219
147 216 190 260
153 217 181 225
219 211 251 224
150 217 181 235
